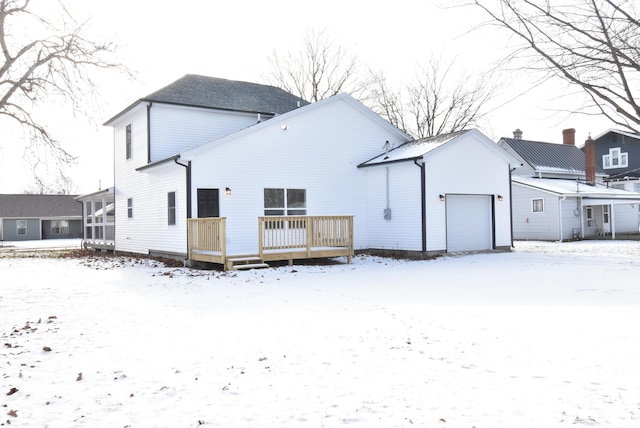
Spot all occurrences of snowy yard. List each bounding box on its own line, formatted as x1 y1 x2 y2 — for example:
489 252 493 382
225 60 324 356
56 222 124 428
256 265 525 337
1 240 640 427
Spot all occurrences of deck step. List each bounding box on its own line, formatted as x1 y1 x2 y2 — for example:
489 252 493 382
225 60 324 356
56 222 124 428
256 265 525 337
225 255 270 271
232 262 271 270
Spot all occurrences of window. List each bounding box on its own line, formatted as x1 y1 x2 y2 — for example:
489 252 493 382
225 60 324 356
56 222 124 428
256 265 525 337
603 205 610 224
264 188 306 216
125 124 132 159
127 198 133 218
51 220 69 235
17 220 27 235
167 192 176 225
532 198 544 213
603 147 628 169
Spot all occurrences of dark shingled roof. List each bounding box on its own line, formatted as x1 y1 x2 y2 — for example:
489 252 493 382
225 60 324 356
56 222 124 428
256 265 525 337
141 74 309 114
500 138 606 174
0 194 81 218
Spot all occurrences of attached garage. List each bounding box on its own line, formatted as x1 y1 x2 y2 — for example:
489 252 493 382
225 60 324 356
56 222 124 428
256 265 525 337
445 194 494 252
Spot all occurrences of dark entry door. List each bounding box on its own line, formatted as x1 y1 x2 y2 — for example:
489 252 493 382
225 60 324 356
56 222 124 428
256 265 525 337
197 189 219 218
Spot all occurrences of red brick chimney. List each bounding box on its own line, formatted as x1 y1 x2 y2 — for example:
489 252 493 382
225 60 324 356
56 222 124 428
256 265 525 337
563 128 576 145
585 136 596 185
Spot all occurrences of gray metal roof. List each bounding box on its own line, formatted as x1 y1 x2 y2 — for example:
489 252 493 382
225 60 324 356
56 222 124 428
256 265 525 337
500 138 606 175
0 194 81 218
142 74 309 114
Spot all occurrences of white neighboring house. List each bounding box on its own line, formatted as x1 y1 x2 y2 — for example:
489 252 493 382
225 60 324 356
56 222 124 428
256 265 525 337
88 74 520 267
498 128 640 241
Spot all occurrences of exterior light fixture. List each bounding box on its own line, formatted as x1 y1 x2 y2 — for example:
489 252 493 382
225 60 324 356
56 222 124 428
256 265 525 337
497 195 504 201
225 187 232 195
281 124 288 131
439 194 445 202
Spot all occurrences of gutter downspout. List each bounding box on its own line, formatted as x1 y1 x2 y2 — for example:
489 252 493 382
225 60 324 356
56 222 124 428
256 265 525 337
509 166 516 248
147 103 152 164
558 196 566 242
414 159 426 253
174 157 192 263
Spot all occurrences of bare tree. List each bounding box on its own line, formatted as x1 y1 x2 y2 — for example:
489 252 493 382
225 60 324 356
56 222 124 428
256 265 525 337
367 56 496 138
264 28 369 102
0 0 128 190
469 0 640 133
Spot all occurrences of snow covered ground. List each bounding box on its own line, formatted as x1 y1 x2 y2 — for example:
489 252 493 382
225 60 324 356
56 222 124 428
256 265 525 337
1 239 639 427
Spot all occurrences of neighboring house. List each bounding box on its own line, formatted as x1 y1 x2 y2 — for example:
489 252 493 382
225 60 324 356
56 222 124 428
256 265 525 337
498 128 640 241
591 129 640 192
0 194 82 241
89 74 518 267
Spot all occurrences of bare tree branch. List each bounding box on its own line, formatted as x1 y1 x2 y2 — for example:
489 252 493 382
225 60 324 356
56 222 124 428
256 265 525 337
0 0 130 191
470 0 640 133
263 28 369 102
368 56 497 138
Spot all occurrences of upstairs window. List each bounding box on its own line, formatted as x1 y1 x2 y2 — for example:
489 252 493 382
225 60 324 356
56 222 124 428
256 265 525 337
603 147 628 169
127 198 133 218
125 124 132 159
532 198 544 213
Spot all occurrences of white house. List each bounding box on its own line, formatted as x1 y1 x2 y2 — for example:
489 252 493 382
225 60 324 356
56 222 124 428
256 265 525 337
91 74 519 267
499 128 640 241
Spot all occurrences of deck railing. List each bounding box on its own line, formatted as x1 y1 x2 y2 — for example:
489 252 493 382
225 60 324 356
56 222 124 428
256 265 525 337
259 215 354 262
187 215 353 267
187 217 226 264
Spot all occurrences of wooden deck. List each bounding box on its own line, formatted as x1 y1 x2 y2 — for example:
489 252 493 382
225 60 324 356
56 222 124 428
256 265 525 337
188 216 354 270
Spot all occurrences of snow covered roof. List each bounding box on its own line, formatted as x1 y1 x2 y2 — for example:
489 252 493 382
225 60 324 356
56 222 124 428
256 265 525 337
593 128 640 141
512 176 640 201
358 130 469 167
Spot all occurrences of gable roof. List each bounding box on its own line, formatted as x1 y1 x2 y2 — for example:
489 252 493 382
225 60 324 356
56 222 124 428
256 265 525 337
358 129 519 167
593 128 640 141
499 138 606 176
0 194 81 218
104 74 310 125
178 92 412 160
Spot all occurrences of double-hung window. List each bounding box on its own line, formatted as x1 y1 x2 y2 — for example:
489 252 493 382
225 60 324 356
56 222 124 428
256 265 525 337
532 198 544 213
17 220 27 236
127 198 133 218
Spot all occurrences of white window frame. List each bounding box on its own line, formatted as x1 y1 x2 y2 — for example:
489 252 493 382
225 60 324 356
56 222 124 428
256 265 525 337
603 205 610 224
603 147 628 169
264 188 307 216
17 220 27 235
532 198 544 213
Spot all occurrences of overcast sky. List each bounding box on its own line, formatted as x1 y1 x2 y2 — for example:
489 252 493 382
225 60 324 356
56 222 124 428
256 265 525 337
0 0 615 194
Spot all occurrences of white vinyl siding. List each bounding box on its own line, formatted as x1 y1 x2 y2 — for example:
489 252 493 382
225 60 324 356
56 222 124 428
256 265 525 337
149 104 264 162
187 96 408 254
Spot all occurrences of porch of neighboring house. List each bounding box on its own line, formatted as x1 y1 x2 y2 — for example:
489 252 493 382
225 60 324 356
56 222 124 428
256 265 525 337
188 215 354 270
77 189 115 251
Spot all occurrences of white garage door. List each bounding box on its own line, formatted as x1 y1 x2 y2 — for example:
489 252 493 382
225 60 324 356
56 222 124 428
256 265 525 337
446 194 493 252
